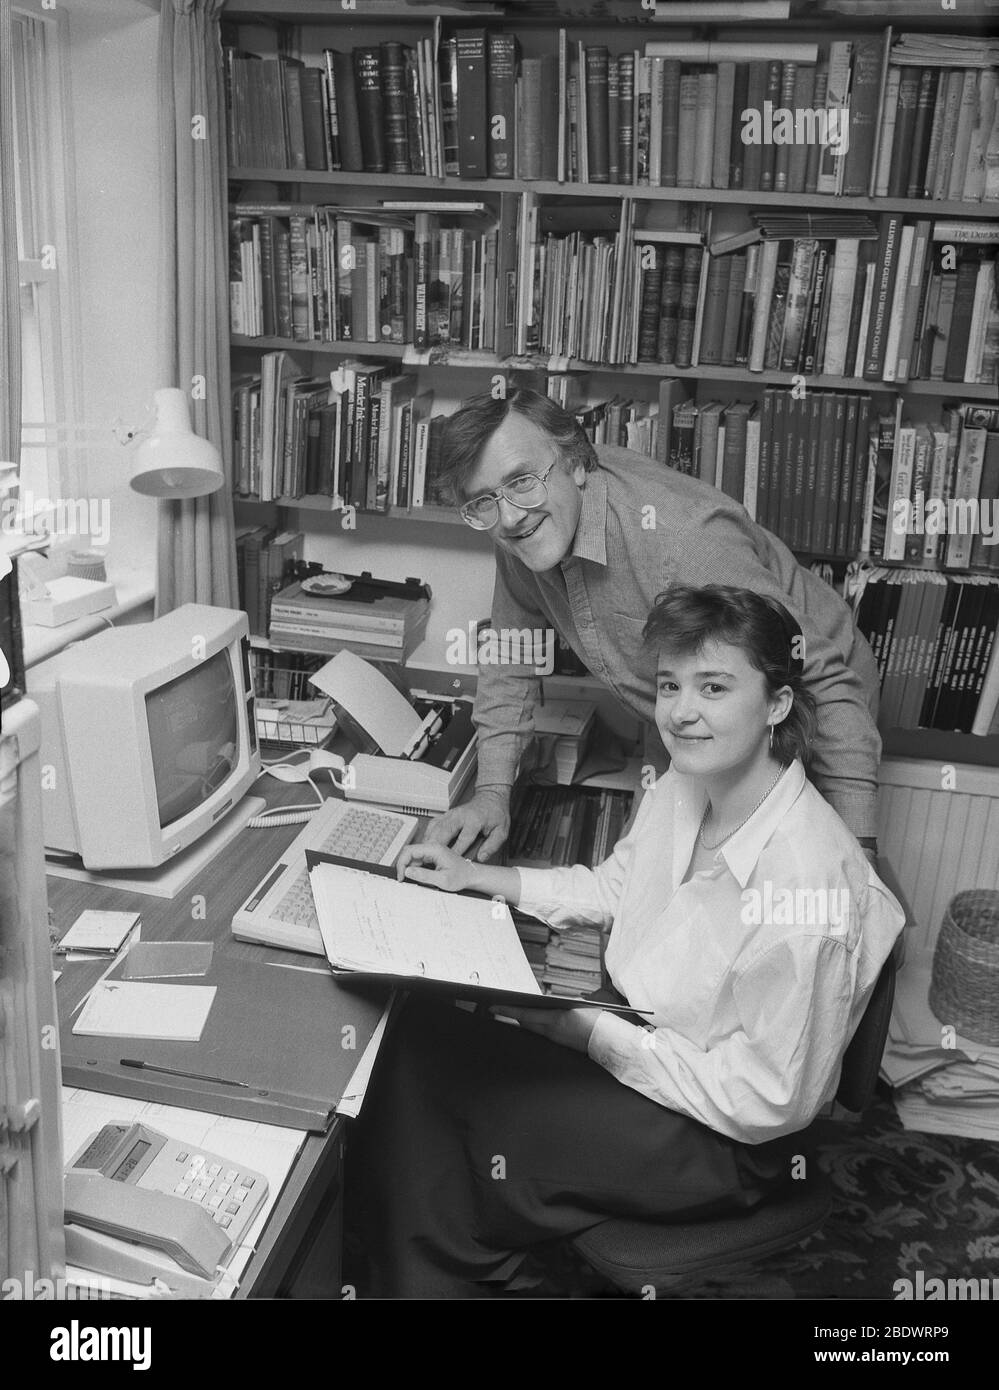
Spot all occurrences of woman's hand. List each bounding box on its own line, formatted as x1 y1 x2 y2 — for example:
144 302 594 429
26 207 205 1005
396 841 477 893
491 1004 604 1054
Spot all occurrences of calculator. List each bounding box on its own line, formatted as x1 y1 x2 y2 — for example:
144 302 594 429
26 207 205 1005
68 1122 269 1252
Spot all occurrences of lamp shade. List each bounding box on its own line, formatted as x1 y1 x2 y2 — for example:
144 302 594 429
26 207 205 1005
130 389 225 499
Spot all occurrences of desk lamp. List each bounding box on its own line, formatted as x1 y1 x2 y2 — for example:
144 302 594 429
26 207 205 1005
129 389 225 500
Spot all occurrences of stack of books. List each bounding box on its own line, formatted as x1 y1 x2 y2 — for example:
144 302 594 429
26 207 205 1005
268 578 431 664
236 527 304 638
544 925 605 998
532 699 597 785
509 785 635 869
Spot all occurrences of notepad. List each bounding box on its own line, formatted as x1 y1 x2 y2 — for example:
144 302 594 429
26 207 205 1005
56 910 140 956
71 981 217 1042
122 941 214 980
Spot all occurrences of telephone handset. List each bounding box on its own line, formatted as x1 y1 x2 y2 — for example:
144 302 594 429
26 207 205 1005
64 1122 269 1294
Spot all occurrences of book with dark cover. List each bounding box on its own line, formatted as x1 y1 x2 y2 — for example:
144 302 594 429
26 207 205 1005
403 47 425 175
349 365 387 511
353 47 387 173
637 245 664 362
300 67 327 171
676 71 698 189
720 252 747 367
961 584 999 731
772 61 798 195
764 246 793 371
786 64 815 196
800 390 824 551
845 237 876 375
728 62 750 191
487 31 517 178
825 391 849 554
834 392 858 555
697 253 732 366
657 245 684 364
439 37 460 177
617 54 634 184
759 60 782 192
721 401 753 505
735 244 759 365
282 60 307 171
322 50 343 170
380 42 410 175
518 57 545 180
800 242 830 375
887 66 921 198
674 245 703 369
455 29 488 178
842 37 883 197
846 394 872 556
670 399 698 475
607 57 620 182
863 215 903 381
660 58 681 189
920 578 961 727
804 63 828 194
905 66 937 199
970 432 999 571
585 46 611 184
330 51 363 172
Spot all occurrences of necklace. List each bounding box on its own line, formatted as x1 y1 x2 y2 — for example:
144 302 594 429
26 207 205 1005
698 764 787 851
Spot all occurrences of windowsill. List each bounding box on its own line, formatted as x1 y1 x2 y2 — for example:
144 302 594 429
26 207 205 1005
22 566 156 668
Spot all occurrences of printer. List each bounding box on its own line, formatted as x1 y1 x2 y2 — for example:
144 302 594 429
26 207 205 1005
309 650 478 816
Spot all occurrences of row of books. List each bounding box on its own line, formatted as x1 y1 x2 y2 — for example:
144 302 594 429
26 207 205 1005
224 31 999 202
268 578 431 664
230 201 517 353
854 569 999 734
870 401 999 572
235 527 304 638
249 645 326 701
232 353 450 510
510 911 605 999
664 389 999 569
509 784 636 872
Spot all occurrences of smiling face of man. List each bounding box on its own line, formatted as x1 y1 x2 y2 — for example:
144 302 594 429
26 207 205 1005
461 413 587 573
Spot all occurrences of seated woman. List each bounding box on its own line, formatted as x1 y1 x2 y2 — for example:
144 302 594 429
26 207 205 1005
344 585 903 1299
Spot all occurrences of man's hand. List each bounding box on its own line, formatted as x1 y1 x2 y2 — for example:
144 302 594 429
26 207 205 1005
421 788 511 860
396 841 476 893
490 1004 603 1054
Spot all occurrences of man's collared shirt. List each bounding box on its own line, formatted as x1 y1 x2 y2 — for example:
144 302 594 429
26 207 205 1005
516 761 904 1145
474 443 882 838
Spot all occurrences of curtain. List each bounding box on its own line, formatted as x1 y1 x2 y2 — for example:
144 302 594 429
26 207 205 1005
0 0 21 480
156 0 237 612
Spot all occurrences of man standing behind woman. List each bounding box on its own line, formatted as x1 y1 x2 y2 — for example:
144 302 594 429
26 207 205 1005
424 389 883 865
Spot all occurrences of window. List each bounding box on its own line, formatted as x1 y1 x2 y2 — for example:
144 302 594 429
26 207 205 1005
11 1 82 524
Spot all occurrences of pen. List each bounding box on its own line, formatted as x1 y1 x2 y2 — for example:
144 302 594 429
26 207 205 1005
119 1058 250 1088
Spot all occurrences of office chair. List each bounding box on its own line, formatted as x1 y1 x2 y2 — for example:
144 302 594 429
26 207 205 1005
570 949 898 1297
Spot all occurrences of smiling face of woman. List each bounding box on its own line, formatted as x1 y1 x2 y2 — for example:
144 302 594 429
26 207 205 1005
655 638 791 783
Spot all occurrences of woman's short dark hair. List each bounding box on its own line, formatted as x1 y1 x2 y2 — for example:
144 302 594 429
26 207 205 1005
643 584 818 766
438 389 598 504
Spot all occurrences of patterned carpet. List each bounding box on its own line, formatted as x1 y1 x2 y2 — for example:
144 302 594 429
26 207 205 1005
525 1090 999 1300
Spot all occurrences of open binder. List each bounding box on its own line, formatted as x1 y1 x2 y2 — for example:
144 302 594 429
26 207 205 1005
305 852 650 1017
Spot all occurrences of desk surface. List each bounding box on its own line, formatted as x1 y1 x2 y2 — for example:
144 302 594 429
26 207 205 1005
47 781 388 1298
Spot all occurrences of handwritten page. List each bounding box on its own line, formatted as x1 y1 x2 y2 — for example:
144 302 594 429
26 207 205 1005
309 863 542 995
72 981 217 1042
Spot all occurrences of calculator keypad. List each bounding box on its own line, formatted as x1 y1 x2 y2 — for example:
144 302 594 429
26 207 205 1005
172 1151 259 1229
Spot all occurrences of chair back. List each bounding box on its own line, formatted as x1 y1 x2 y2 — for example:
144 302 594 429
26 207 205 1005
834 952 896 1113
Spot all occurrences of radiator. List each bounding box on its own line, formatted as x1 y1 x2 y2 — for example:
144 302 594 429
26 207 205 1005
878 757 999 955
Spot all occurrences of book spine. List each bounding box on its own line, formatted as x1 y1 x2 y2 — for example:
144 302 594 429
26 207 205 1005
758 59 782 192
586 46 611 184
697 253 731 366
905 66 937 199
456 29 488 179
487 32 516 179
842 37 882 197
712 61 735 190
863 215 902 381
300 68 328 173
380 42 410 176
676 71 698 189
947 70 978 202
693 70 717 189
617 54 635 185
353 47 387 173
772 60 797 195
817 41 852 195
728 62 750 190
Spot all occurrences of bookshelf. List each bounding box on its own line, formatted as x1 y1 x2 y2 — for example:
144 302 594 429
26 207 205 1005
222 0 999 768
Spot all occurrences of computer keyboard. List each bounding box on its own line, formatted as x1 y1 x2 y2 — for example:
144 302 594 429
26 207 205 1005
231 798 419 955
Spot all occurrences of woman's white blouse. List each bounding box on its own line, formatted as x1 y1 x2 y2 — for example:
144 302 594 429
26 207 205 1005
516 760 904 1145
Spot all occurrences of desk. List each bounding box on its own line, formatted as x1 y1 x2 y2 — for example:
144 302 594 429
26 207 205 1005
47 785 374 1299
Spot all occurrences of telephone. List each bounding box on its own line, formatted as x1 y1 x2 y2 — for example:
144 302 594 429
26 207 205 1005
64 1122 268 1296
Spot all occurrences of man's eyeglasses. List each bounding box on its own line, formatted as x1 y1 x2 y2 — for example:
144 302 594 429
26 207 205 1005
458 461 559 530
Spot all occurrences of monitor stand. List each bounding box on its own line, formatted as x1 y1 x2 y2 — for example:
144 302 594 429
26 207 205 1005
44 795 266 900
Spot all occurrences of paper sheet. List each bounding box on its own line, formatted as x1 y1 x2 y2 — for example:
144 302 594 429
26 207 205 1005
310 862 542 995
72 981 217 1042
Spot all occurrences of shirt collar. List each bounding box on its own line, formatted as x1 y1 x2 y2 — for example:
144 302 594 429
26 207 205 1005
568 470 608 566
671 759 807 890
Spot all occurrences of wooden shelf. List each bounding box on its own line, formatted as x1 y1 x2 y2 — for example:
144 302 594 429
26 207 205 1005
229 168 993 220
231 337 998 399
882 728 999 768
262 493 470 527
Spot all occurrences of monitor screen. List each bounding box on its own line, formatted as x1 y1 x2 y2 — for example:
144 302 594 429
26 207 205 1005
145 650 240 828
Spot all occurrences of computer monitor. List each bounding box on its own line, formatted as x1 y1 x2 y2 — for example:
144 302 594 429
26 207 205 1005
30 604 260 870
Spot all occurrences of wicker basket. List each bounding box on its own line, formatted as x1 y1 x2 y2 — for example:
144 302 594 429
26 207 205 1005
928 890 999 1046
